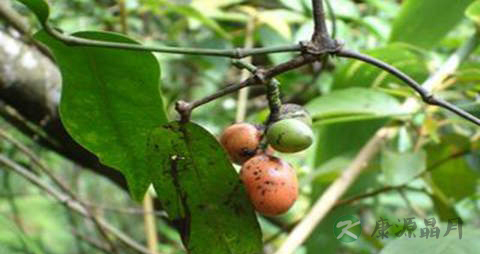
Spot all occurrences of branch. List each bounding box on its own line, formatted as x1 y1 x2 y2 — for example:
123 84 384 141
334 186 427 207
311 0 328 43
274 128 394 254
336 49 480 126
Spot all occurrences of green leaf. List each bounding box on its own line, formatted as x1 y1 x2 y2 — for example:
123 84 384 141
16 0 50 24
380 229 480 254
430 153 479 201
466 1 480 25
333 44 429 90
35 31 167 200
389 0 475 49
427 136 480 201
145 0 231 39
381 149 426 186
313 119 387 168
147 121 262 254
306 88 408 125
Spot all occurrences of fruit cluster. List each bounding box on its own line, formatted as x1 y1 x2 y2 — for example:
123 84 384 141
220 104 314 216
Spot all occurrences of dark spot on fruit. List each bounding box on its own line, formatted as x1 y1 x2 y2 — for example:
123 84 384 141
255 176 261 181
262 190 266 195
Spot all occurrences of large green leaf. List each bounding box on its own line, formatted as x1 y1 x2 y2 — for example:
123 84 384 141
389 0 474 49
35 31 167 200
313 119 387 168
429 151 479 201
306 88 408 125
380 228 480 254
381 149 426 186
426 136 479 201
147 122 262 254
333 44 429 90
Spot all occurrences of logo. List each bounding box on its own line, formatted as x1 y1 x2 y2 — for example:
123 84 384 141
333 215 362 243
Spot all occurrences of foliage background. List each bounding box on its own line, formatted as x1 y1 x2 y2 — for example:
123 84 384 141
0 0 479 253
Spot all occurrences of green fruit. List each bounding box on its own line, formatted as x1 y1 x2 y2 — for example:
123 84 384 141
267 118 314 153
279 104 312 126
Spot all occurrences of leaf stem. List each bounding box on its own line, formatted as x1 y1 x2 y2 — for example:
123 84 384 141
44 24 301 58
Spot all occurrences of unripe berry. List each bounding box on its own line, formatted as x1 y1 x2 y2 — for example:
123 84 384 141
220 123 261 165
240 154 298 216
266 118 313 153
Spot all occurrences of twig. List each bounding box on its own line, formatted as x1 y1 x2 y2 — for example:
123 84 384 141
0 104 59 150
334 186 426 207
336 49 480 126
3 172 25 233
333 148 470 208
65 207 87 254
0 155 156 254
274 128 394 254
79 201 167 217
232 59 282 123
43 24 300 58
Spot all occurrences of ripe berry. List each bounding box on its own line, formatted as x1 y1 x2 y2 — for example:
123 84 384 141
220 123 261 165
266 118 313 153
240 154 298 216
